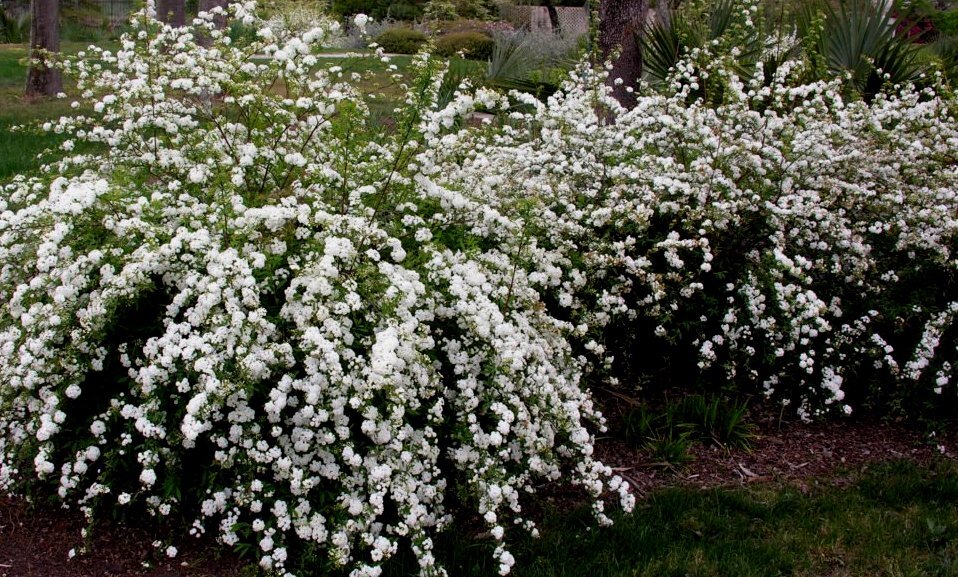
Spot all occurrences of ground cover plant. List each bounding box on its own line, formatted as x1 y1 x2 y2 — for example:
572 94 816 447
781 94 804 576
2 0 958 576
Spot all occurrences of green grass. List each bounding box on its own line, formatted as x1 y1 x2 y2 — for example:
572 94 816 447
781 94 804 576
0 43 89 181
0 42 484 180
375 459 958 577
313 53 485 127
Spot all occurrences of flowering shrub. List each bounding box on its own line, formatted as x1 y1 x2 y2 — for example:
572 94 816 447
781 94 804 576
263 0 344 37
3 0 958 574
423 48 958 419
0 4 633 576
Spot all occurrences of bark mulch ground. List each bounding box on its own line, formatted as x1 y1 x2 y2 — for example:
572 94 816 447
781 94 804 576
0 497 242 577
1 415 954 577
597 416 951 500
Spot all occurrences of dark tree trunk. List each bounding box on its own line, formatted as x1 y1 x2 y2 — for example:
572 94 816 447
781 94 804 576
543 0 561 33
199 0 227 29
598 0 646 109
156 0 185 26
25 0 62 99
196 0 227 46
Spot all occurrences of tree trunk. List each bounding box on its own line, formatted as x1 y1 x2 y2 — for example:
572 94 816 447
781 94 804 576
543 0 562 34
199 0 227 29
156 0 185 26
196 0 227 46
598 0 646 109
25 0 62 99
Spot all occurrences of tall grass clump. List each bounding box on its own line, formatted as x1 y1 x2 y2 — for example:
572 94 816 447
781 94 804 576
0 10 30 43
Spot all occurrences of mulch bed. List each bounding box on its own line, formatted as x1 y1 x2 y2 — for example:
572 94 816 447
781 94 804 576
597 417 951 500
1 414 954 577
0 500 243 577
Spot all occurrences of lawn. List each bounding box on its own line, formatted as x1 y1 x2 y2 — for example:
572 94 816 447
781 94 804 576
0 43 77 180
3 457 956 577
503 460 958 577
412 459 958 577
0 42 483 181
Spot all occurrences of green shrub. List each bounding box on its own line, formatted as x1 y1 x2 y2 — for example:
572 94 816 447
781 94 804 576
331 0 384 17
435 17 492 35
61 18 115 43
0 11 29 43
434 30 494 59
453 0 491 20
330 0 425 19
228 19 259 44
424 0 458 20
385 2 423 20
932 8 958 37
376 27 429 54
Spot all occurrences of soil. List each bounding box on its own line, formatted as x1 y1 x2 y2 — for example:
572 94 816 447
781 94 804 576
0 498 244 577
1 412 954 577
597 416 951 500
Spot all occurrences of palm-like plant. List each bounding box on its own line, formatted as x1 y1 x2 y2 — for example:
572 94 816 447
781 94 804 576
638 0 763 92
639 0 933 102
640 10 686 88
799 0 926 100
0 10 30 44
485 30 578 98
928 34 958 83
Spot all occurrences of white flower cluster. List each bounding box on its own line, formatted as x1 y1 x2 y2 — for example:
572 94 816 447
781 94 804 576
3 1 957 572
418 42 958 418
0 5 631 576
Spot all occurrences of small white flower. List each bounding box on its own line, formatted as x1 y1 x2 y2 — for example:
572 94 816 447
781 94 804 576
139 469 157 487
353 13 369 33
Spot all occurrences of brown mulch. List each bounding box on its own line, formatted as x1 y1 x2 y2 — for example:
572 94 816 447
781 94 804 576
596 417 951 501
0 500 245 577
1 414 955 577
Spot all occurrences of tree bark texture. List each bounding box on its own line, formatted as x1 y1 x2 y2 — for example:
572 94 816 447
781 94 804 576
156 0 185 26
543 0 562 33
199 0 228 29
25 0 62 99
196 0 227 46
598 0 647 109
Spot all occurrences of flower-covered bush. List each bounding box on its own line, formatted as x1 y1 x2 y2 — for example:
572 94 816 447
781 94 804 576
263 0 344 37
3 0 958 574
423 44 958 420
0 4 633 576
